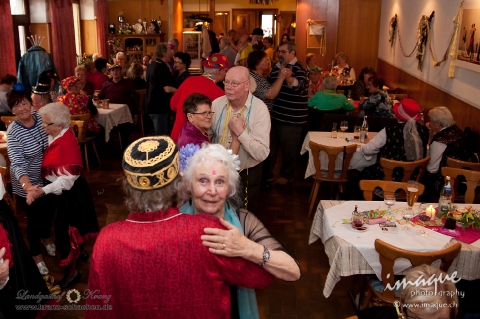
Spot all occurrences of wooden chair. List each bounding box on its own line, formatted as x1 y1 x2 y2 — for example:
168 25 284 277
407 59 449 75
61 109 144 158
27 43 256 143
361 239 462 309
388 93 408 101
380 156 430 182
135 89 146 136
441 167 480 204
359 180 425 201
446 157 480 171
70 114 101 172
0 166 15 212
1 116 15 128
308 142 357 218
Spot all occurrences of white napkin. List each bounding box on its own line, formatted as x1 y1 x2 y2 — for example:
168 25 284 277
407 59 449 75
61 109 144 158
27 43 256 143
323 201 453 280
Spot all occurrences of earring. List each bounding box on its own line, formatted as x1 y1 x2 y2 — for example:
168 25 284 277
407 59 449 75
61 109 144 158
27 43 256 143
189 197 192 206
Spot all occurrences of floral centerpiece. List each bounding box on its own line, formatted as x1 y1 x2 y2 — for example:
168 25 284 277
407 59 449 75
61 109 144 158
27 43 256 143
107 36 124 62
440 205 480 230
77 52 93 66
118 23 134 34
322 70 339 77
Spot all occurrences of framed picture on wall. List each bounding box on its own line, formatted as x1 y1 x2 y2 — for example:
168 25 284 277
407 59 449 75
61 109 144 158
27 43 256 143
456 2 480 73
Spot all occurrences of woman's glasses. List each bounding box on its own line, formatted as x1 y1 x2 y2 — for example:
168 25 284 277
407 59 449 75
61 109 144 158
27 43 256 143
190 111 215 117
42 122 55 127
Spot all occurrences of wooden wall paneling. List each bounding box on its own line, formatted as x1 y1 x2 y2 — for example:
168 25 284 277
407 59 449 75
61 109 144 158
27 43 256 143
378 58 480 136
81 20 97 54
337 0 381 78
297 0 339 70
232 9 258 39
30 23 52 53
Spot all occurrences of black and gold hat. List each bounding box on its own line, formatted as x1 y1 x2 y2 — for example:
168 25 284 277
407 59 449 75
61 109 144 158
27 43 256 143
122 136 179 191
32 72 53 94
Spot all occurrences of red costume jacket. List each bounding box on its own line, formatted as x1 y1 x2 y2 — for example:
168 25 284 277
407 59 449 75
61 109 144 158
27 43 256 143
170 76 224 142
85 207 273 319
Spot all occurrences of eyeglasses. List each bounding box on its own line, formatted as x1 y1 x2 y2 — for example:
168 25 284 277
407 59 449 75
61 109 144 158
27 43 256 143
223 80 248 88
42 122 55 127
190 111 215 117
277 49 289 54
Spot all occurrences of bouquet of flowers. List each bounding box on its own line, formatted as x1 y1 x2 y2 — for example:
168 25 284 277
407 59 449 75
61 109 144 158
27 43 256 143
449 206 480 230
77 52 93 66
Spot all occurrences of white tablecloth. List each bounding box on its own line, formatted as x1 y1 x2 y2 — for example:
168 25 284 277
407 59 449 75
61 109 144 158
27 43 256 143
300 131 377 178
309 200 480 298
96 104 133 142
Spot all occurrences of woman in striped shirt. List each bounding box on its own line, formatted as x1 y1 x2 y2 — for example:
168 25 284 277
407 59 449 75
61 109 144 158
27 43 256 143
6 89 54 275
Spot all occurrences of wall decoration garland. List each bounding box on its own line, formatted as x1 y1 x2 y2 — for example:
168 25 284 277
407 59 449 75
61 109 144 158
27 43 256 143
393 9 461 72
389 14 397 51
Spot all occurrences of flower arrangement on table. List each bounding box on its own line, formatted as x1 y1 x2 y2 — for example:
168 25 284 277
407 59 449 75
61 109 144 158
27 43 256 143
445 206 480 230
107 37 125 62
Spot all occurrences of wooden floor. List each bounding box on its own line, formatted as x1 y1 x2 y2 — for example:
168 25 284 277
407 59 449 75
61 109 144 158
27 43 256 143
13 130 357 319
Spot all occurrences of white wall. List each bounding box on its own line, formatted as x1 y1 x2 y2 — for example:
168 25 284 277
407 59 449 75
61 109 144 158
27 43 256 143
379 0 480 108
30 0 50 23
80 0 95 20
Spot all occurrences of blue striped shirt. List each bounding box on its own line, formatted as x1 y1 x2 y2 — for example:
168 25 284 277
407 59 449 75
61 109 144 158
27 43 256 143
7 112 48 197
268 59 308 125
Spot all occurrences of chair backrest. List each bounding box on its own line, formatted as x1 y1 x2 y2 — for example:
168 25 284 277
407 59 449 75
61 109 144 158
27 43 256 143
70 119 87 143
374 239 462 302
441 167 480 204
380 156 430 182
0 166 14 211
309 141 357 182
446 157 480 172
359 180 425 201
135 89 146 113
388 93 408 101
1 116 15 128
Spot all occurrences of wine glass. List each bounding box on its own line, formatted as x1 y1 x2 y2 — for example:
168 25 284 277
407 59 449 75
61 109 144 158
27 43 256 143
384 195 396 215
415 203 428 236
401 210 414 230
340 121 348 137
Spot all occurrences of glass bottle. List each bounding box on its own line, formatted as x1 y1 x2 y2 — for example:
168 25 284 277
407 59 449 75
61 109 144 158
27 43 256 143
438 176 452 216
419 112 425 126
351 205 363 228
362 116 369 139
331 122 338 138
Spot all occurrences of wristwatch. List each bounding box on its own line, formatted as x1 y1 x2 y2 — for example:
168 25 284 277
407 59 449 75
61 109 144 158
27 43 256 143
260 245 270 266
21 182 30 189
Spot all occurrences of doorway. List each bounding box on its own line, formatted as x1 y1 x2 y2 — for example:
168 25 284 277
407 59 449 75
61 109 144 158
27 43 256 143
10 0 30 66
232 9 278 39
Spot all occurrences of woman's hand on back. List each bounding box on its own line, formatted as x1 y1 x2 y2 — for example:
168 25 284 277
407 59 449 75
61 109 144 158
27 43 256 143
201 218 256 258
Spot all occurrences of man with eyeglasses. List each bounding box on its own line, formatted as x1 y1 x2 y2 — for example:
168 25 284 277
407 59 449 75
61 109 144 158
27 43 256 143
267 41 308 185
210 66 271 214
170 53 230 142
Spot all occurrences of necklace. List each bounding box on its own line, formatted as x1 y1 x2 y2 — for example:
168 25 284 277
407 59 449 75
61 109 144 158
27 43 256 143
126 213 182 223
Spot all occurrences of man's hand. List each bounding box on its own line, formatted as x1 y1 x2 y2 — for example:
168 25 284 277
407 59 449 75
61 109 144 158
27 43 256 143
228 114 245 137
164 86 177 93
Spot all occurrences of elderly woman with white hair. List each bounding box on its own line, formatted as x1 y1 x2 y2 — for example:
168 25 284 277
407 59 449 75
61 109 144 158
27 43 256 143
181 143 301 319
421 106 478 201
28 102 99 289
